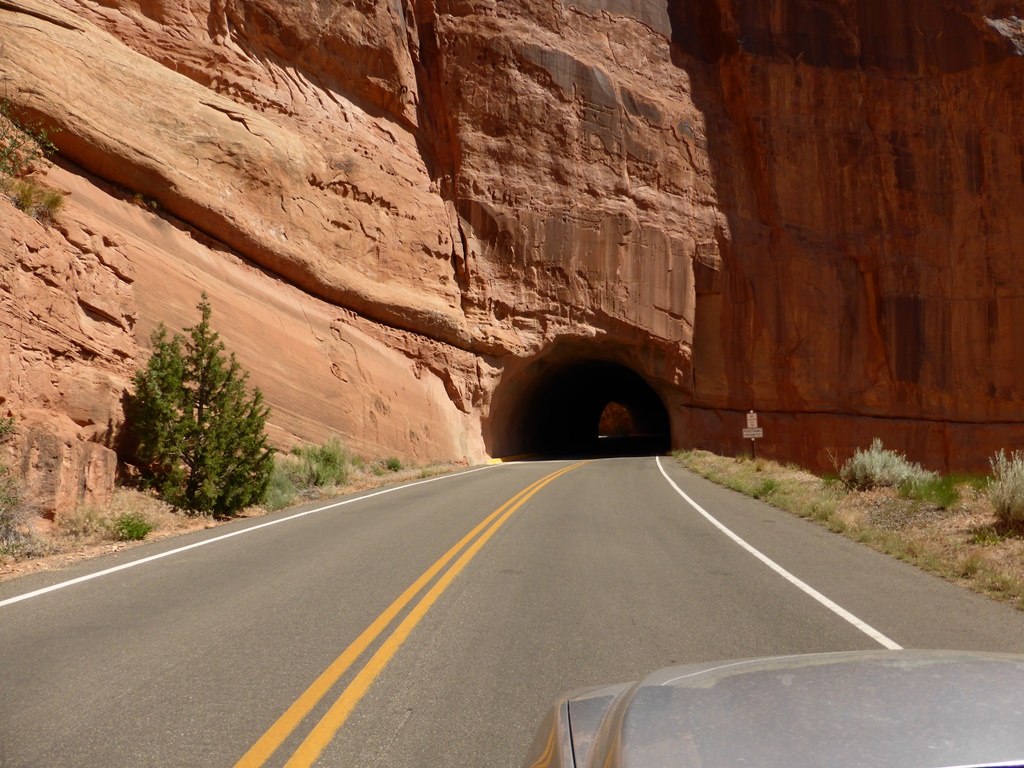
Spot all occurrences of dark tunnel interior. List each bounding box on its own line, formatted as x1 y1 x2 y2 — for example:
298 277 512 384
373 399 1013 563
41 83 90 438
503 358 672 458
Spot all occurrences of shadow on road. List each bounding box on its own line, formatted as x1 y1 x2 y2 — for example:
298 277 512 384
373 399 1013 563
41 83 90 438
524 434 672 461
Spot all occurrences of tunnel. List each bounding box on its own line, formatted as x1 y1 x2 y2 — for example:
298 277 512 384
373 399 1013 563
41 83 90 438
486 353 672 459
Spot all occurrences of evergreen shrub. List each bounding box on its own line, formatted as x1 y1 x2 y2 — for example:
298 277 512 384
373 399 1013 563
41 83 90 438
128 295 274 516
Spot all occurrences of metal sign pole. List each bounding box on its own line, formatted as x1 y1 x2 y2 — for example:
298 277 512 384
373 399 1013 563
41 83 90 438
743 410 762 460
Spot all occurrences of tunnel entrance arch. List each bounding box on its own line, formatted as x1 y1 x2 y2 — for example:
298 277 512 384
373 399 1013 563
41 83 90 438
486 351 672 458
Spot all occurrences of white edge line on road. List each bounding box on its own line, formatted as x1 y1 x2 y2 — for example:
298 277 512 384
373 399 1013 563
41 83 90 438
0 464 498 610
655 456 902 651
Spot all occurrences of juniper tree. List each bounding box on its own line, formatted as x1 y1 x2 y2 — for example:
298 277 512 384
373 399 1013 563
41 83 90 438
129 295 273 515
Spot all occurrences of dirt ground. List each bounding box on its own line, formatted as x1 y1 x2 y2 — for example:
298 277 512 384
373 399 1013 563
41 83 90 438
0 463 460 584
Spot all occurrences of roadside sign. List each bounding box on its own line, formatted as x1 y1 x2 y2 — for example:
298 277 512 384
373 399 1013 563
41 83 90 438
744 411 763 457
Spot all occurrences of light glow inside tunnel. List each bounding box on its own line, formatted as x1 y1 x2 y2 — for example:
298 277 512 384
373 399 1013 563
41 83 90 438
486 355 672 458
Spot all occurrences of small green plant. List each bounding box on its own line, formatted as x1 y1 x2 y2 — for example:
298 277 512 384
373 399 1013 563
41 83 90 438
821 474 841 489
127 294 274 516
131 192 159 211
840 439 937 491
989 450 1024 523
949 473 991 493
752 478 780 499
972 526 1008 546
898 474 959 509
113 512 153 541
385 457 402 472
809 499 836 522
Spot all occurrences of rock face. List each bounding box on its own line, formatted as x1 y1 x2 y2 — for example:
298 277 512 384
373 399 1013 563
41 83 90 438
0 192 135 515
1 0 1023 511
672 0 1024 468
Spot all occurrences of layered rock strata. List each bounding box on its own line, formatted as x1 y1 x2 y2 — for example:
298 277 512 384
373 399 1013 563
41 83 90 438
1 0 1022 512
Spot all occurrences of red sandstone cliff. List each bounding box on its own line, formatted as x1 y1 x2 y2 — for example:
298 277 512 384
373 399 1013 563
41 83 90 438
1 0 1022 513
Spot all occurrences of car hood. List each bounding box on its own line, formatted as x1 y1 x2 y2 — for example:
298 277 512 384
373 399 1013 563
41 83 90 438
524 650 1024 768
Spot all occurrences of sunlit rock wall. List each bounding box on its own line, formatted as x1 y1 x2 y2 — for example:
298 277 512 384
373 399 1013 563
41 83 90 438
1 0 1023 513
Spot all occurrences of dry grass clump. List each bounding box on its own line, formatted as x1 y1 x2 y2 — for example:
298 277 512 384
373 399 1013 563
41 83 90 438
56 489 187 545
266 439 447 512
8 177 64 222
1 499 60 561
673 449 1024 610
989 450 1024 523
1 489 223 579
676 450 847 531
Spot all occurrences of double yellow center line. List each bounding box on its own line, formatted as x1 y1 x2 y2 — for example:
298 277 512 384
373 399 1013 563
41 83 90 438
233 461 587 768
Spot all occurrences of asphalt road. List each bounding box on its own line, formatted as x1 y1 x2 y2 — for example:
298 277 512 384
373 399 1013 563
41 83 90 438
3 457 1024 768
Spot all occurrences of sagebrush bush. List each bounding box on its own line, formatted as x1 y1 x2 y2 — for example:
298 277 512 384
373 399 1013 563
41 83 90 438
840 439 937 491
265 462 299 512
989 450 1024 523
385 457 402 472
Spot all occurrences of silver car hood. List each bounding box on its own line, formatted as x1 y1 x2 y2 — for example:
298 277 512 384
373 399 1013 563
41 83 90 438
523 650 1024 768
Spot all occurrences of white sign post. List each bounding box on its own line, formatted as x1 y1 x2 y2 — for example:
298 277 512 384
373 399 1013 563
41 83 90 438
743 411 763 457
